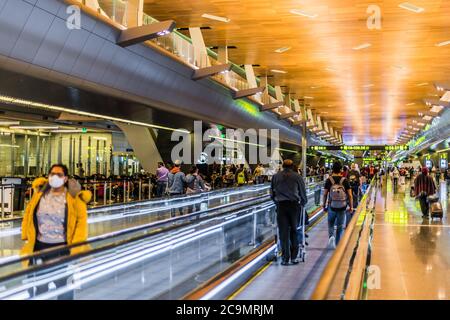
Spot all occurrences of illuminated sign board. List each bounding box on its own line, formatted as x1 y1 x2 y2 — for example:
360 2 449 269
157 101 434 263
441 153 448 169
309 145 409 151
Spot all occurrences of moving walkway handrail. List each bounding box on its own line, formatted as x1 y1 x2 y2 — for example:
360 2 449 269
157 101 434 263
0 190 275 270
0 181 324 282
0 181 322 266
311 179 376 300
0 194 276 284
0 183 272 223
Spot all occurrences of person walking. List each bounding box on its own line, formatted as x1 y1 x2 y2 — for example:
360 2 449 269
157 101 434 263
168 160 186 216
323 161 353 249
347 163 361 226
414 167 437 218
271 160 307 265
253 163 265 185
155 162 169 197
185 165 206 212
21 164 92 300
235 164 248 187
168 160 186 196
392 167 400 189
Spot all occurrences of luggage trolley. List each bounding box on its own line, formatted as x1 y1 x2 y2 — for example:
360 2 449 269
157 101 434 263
297 206 307 262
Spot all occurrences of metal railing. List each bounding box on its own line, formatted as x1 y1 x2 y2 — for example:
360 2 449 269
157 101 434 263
311 178 377 300
69 0 292 114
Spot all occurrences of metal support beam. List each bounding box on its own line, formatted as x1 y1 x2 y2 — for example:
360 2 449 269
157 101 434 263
192 63 232 80
231 86 265 99
125 0 144 27
117 20 176 47
190 27 211 68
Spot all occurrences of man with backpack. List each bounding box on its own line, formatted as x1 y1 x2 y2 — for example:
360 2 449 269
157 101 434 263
323 161 353 249
271 159 307 265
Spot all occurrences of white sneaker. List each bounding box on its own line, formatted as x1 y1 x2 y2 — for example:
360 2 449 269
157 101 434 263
328 236 336 249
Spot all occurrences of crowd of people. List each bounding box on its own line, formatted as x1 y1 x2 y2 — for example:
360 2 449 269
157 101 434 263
19 158 449 297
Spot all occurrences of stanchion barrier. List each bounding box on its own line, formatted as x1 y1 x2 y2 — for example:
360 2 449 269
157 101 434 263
123 180 126 203
1 186 4 220
139 180 142 201
103 182 107 206
93 182 97 205
108 181 113 204
148 179 151 200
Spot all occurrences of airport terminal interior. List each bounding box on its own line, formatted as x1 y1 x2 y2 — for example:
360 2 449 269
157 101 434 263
0 0 449 301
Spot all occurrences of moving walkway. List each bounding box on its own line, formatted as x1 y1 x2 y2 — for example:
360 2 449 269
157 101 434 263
0 181 323 300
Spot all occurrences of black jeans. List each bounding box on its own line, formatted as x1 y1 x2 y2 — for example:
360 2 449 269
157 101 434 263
276 201 300 262
29 240 73 300
418 194 429 216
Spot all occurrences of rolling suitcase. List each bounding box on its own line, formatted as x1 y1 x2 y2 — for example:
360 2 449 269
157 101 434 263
430 201 444 220
427 195 443 220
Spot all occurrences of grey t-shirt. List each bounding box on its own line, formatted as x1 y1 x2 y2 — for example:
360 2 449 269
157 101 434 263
37 191 67 244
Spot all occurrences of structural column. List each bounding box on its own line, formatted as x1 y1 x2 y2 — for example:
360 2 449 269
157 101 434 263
126 0 144 27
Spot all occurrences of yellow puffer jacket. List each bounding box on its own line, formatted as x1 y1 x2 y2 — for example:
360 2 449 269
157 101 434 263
21 177 92 261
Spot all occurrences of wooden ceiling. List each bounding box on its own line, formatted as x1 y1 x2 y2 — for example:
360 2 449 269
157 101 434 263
144 0 450 144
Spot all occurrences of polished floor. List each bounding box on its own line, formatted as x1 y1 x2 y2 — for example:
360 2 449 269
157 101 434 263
367 179 449 300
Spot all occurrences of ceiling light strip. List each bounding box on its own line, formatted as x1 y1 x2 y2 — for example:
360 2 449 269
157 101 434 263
0 95 189 133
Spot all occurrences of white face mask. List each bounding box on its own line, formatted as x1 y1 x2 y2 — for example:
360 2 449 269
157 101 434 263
49 175 65 189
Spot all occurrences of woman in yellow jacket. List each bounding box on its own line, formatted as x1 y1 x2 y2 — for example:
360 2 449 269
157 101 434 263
21 164 91 299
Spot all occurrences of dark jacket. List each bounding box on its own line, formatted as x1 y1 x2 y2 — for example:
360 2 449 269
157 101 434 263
414 174 436 197
271 168 307 205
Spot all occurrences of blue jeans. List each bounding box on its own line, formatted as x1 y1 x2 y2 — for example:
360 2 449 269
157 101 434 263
156 181 167 197
328 208 346 245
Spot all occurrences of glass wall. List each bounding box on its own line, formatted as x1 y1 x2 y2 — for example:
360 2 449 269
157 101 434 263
0 129 145 178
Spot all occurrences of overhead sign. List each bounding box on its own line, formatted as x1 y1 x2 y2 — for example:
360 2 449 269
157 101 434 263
309 145 409 151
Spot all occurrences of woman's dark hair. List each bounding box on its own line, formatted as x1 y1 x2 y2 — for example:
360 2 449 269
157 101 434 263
332 161 343 174
48 164 69 176
190 165 198 174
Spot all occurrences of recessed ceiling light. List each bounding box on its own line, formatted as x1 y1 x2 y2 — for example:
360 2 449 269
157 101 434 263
201 14 231 23
303 96 314 99
310 86 321 89
416 82 429 86
275 46 291 53
290 9 318 19
10 126 59 130
352 43 371 50
398 2 425 13
436 40 450 47
271 69 287 74
406 102 416 106
0 121 20 126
